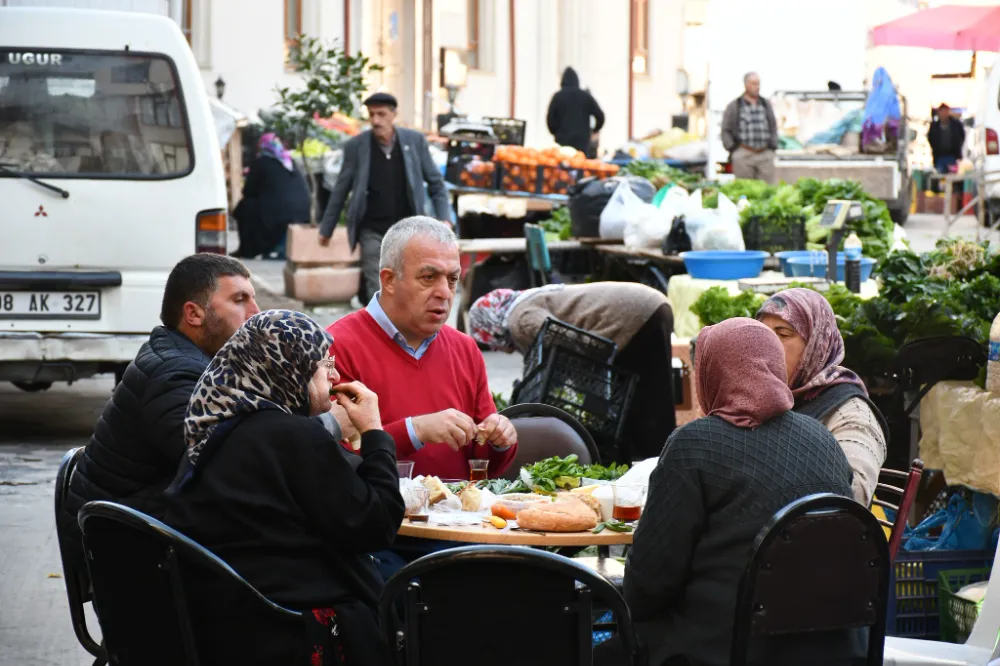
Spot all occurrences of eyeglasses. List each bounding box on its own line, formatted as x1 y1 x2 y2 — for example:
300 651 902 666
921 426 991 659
319 356 336 371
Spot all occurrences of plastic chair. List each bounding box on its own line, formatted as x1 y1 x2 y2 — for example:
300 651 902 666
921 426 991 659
378 545 646 666
498 403 601 479
78 501 302 666
730 493 889 666
54 447 106 666
872 459 925 562
524 223 552 287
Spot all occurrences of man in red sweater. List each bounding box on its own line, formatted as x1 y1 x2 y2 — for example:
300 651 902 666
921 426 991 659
328 216 517 480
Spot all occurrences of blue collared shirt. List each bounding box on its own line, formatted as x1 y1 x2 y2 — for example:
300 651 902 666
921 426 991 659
367 292 436 449
365 292 510 452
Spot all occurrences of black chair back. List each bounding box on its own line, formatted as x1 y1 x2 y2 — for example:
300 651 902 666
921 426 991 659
379 546 644 666
499 403 601 479
54 447 106 665
731 493 889 666
79 501 301 666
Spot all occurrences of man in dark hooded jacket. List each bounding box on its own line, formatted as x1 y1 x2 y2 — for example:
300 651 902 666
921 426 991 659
546 67 605 157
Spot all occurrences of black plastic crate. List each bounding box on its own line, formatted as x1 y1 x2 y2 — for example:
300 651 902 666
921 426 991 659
886 549 995 640
483 116 526 146
445 155 496 189
743 215 807 252
513 345 637 457
522 317 618 380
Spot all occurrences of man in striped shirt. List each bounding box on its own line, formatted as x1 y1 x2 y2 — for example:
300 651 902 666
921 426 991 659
721 72 779 184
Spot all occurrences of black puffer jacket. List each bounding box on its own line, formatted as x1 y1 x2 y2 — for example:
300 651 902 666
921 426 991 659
546 67 605 154
60 327 209 550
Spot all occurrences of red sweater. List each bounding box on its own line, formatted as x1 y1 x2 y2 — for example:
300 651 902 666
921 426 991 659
328 310 517 480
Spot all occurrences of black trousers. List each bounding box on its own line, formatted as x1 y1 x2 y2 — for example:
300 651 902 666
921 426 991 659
613 303 676 462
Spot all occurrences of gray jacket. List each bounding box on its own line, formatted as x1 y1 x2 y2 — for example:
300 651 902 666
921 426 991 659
721 95 779 154
318 127 451 248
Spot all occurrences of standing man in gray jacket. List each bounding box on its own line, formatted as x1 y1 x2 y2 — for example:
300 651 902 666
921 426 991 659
318 92 451 301
721 72 779 184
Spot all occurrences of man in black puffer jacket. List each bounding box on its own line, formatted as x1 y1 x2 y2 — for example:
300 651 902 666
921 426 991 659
546 67 605 157
59 254 263 559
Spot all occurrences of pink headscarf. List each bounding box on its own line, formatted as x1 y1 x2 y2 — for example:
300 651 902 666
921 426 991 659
756 288 867 402
695 318 794 429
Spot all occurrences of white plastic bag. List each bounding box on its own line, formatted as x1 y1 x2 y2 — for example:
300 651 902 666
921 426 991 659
691 193 746 251
624 197 673 248
599 181 646 240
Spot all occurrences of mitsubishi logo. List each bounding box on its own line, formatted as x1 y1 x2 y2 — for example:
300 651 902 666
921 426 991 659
34 205 47 217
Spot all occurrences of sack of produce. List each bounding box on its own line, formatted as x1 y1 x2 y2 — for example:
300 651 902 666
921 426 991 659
690 194 746 251
569 176 655 238
601 180 662 240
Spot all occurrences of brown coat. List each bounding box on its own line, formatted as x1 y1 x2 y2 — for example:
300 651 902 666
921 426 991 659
507 283 669 353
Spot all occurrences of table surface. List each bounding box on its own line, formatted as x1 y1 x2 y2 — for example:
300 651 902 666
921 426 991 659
593 244 686 265
398 519 634 546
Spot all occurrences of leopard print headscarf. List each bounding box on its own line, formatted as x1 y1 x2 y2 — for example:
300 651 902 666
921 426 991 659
184 309 333 466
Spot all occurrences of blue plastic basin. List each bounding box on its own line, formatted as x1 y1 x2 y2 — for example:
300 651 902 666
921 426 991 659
680 250 770 280
787 254 876 282
775 250 819 277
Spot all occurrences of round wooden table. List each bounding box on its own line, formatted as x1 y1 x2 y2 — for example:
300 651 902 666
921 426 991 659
398 519 633 547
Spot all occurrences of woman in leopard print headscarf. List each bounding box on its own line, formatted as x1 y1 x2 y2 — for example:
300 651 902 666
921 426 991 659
166 310 402 666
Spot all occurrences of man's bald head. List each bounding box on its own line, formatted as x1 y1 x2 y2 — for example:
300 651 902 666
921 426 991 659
744 72 760 100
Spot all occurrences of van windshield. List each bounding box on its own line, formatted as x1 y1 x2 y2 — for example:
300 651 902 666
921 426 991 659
0 50 193 178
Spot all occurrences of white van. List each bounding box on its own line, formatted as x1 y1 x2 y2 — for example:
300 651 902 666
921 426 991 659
0 7 227 391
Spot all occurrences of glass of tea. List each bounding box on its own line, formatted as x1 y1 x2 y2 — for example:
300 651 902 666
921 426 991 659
612 483 646 522
469 459 489 482
397 460 415 479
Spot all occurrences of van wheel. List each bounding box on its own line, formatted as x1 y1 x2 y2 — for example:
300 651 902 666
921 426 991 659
12 381 53 392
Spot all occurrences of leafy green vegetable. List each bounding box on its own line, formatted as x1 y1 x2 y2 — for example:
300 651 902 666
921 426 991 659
690 287 766 327
593 520 634 534
539 206 572 241
519 455 629 493
491 392 509 412
621 160 702 191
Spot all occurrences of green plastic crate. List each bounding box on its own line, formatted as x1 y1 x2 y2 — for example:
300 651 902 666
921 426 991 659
937 568 991 643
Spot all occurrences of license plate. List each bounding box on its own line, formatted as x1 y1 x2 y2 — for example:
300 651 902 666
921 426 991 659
0 291 101 319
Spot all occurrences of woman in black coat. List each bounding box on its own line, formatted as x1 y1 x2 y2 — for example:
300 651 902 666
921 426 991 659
165 309 404 665
232 133 312 258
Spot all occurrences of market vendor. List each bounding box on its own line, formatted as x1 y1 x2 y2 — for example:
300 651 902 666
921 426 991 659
621 318 856 666
328 216 518 480
468 282 675 462
757 288 888 505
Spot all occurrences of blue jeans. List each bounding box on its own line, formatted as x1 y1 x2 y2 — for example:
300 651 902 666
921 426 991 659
935 156 958 174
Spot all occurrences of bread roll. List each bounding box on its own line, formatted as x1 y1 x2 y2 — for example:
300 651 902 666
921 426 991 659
565 493 602 520
460 485 482 512
516 497 598 532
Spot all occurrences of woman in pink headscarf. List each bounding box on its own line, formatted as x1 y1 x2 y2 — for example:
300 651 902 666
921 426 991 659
757 288 888 505
623 318 856 666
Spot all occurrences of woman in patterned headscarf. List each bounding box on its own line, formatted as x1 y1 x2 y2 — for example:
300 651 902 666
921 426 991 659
468 281 675 462
165 309 401 666
757 288 888 505
231 132 312 259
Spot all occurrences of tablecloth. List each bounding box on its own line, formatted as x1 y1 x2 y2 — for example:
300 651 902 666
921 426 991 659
919 381 1000 497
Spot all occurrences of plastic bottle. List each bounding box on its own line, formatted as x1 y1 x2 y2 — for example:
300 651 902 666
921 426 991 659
844 232 863 294
988 312 1000 393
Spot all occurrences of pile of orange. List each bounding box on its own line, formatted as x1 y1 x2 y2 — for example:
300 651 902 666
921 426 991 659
492 145 620 194
456 158 496 188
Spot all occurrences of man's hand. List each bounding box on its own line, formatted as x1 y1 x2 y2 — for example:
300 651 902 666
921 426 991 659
331 382 381 433
318 233 331 247
477 413 517 450
329 402 358 441
411 409 477 452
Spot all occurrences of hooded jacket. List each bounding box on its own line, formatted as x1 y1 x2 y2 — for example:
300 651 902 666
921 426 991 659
546 68 605 154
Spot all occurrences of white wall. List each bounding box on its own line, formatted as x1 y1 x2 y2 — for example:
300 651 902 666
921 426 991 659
197 0 346 119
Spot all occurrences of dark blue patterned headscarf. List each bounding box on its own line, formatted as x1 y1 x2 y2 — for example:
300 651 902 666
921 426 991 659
183 309 333 467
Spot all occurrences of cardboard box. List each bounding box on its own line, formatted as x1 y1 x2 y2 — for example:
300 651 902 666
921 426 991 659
283 265 360 305
285 224 359 265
